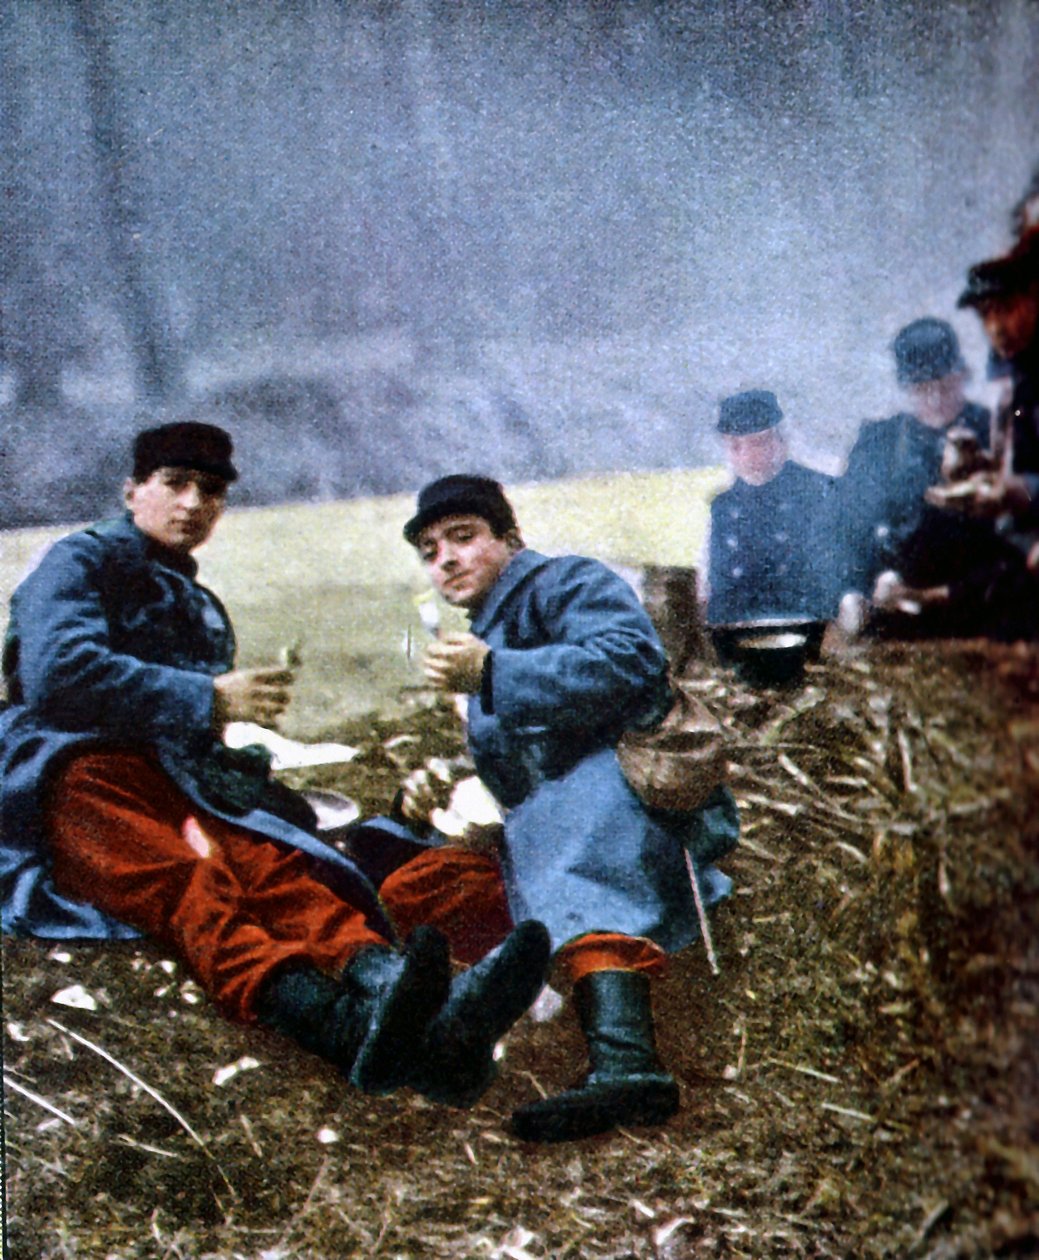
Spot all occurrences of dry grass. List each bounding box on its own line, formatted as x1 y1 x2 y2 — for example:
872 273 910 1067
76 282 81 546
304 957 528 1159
4 640 1039 1258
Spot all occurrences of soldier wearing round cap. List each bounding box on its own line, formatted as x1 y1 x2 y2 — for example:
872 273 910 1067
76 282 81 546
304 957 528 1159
956 233 1039 552
840 319 992 597
0 423 552 1106
390 474 740 1142
838 320 1035 638
704 390 843 626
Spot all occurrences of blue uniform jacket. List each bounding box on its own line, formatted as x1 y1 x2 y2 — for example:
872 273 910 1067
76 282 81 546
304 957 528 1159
0 514 388 940
707 461 843 624
840 404 991 591
464 549 739 953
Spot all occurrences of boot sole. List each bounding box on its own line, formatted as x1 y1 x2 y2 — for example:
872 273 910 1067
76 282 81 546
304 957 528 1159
350 926 451 1095
509 1075 680 1143
418 920 553 1108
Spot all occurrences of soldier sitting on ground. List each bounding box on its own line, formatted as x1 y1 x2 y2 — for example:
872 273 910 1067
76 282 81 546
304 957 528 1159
0 421 551 1107
387 474 740 1142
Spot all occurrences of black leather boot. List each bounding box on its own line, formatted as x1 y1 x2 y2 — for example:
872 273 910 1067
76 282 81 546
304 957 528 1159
413 919 552 1108
255 925 450 1095
509 969 679 1142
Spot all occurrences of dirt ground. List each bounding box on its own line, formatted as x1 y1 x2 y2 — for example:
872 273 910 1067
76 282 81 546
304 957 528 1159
3 640 1038 1259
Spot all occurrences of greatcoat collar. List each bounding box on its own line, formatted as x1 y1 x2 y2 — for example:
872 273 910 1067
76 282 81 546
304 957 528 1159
468 548 552 636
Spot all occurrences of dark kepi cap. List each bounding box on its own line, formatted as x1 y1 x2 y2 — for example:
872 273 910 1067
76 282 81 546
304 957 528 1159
717 390 783 436
132 422 238 483
958 233 1039 309
892 318 965 385
404 474 517 544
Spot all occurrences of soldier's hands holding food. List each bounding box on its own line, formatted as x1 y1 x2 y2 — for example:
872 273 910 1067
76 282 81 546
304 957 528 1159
212 666 296 728
422 632 490 694
926 471 1032 518
398 760 457 825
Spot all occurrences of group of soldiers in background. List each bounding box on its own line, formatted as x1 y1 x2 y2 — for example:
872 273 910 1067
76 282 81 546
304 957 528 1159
705 164 1039 646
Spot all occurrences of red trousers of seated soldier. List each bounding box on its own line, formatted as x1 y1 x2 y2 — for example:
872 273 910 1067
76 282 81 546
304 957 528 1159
46 752 664 1025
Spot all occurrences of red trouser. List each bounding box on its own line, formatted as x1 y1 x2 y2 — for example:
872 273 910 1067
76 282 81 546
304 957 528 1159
379 849 667 982
47 752 664 1024
47 753 387 1023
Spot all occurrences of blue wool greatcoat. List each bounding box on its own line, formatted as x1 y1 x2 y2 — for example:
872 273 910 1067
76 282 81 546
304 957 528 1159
706 461 843 625
839 403 992 592
460 548 739 953
0 513 388 940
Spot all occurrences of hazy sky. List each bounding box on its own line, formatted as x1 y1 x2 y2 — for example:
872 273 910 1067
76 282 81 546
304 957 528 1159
3 0 1038 505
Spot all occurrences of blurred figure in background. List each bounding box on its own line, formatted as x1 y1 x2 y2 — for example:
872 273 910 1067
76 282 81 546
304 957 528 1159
839 318 989 594
703 390 843 628
836 318 1031 639
955 230 1039 570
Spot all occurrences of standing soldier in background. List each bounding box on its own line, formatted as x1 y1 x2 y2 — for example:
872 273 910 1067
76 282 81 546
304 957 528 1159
839 318 990 601
836 317 1034 640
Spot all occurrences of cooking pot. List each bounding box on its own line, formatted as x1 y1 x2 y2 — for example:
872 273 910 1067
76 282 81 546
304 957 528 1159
710 617 825 688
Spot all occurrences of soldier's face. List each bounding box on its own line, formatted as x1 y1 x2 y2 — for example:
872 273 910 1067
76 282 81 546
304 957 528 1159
723 429 786 485
416 514 517 610
124 466 227 553
905 372 966 430
979 291 1039 361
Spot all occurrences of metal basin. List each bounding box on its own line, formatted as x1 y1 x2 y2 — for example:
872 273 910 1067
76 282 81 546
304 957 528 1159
710 620 821 688
710 617 825 669
732 631 810 688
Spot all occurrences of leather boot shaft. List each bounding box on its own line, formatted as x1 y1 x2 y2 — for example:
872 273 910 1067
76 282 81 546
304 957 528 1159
575 969 666 1079
255 964 345 1057
414 919 552 1108
255 927 451 1094
509 967 679 1143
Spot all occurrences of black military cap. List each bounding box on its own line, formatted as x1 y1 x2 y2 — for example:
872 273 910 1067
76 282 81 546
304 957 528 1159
717 390 783 436
892 318 965 385
958 233 1039 309
132 422 238 483
404 474 517 544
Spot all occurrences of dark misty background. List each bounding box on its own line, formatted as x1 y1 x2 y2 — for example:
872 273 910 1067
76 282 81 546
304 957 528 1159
2 0 1038 528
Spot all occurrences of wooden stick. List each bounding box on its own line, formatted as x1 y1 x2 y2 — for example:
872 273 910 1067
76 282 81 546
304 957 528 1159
683 847 719 976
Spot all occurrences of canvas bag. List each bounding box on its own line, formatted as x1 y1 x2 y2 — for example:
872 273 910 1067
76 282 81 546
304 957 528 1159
616 680 729 812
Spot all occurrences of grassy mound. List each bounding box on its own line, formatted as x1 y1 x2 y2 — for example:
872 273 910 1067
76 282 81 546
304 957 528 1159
5 641 1038 1258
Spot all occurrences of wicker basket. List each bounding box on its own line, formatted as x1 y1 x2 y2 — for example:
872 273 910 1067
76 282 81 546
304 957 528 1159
617 683 729 812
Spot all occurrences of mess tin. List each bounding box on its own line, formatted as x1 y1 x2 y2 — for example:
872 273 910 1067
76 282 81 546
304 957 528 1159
710 617 824 688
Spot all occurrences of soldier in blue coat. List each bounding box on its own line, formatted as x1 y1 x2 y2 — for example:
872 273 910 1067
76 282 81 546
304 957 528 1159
704 390 842 626
0 422 549 1105
397 475 740 1142
840 318 991 589
839 317 1031 638
957 234 1039 543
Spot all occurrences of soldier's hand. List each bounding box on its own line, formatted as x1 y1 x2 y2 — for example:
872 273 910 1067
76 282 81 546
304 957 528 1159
422 633 490 694
957 473 1031 519
212 666 295 728
870 571 910 612
398 764 454 825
